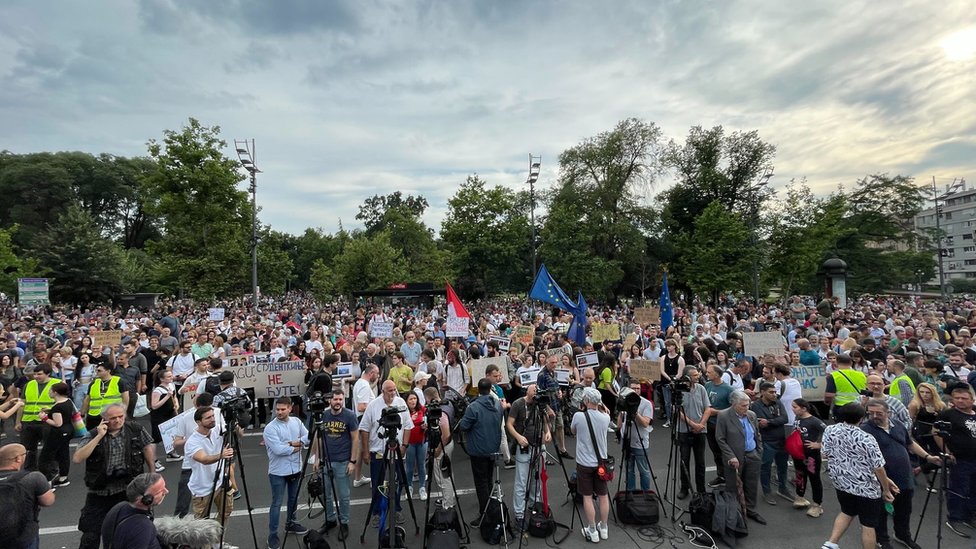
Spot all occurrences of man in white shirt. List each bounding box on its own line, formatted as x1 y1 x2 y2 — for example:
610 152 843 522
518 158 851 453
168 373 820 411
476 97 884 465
351 365 379 488
171 392 224 518
358 381 411 525
185 406 234 524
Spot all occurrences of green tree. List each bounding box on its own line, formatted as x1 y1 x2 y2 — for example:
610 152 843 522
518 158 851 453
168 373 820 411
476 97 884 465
679 201 755 304
0 225 40 296
143 118 252 298
376 208 448 283
332 232 406 294
289 228 348 289
256 227 296 295
356 191 429 236
309 258 338 301
31 205 125 303
0 152 76 248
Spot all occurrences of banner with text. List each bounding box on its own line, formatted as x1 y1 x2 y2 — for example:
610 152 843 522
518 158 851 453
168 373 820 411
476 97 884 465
634 307 659 326
628 359 662 382
591 322 621 342
370 321 394 339
92 330 123 351
791 364 827 402
446 317 468 338
468 356 510 385
743 332 787 358
225 357 307 399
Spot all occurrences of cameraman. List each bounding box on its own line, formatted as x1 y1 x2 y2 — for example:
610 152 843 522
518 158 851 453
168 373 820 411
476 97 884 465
617 380 653 492
359 380 411 527
264 396 310 549
676 366 712 499
506 384 552 528
538 355 571 458
935 383 976 538
185 406 234 524
423 386 457 508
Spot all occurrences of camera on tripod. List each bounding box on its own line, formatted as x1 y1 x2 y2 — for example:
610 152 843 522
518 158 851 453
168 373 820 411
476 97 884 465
536 387 556 407
220 394 252 425
307 391 328 414
425 400 443 429
671 375 692 393
932 419 953 436
379 406 406 439
616 387 641 415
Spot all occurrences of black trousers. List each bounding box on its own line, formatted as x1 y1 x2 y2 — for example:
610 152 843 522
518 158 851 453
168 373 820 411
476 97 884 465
19 422 48 472
875 488 913 544
705 420 724 481
470 455 495 515
678 432 707 492
78 490 127 549
38 428 71 480
174 468 193 518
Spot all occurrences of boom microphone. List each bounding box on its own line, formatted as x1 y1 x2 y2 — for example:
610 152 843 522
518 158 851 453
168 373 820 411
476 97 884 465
155 515 223 549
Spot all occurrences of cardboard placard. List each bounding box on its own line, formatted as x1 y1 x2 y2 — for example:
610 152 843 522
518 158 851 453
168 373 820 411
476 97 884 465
555 368 572 385
468 356 510 385
634 307 659 326
489 335 511 353
224 358 307 399
446 317 468 337
542 347 568 366
743 332 787 358
157 411 186 455
628 359 661 382
576 351 599 369
514 325 534 345
792 364 827 402
91 330 123 351
370 321 394 338
623 333 637 351
519 367 541 386
591 322 621 342
208 308 225 321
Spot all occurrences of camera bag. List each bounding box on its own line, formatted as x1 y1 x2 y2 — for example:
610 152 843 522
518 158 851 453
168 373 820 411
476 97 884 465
613 490 659 525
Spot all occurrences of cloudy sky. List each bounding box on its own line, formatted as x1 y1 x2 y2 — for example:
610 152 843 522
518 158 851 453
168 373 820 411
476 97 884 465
2 1 974 235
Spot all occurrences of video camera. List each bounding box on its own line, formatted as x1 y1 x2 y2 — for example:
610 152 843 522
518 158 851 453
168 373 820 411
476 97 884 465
307 391 329 415
671 375 692 393
220 393 252 426
616 387 641 415
425 399 443 429
379 406 406 439
932 419 953 436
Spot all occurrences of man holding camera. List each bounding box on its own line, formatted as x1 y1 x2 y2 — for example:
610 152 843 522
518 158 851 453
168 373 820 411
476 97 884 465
618 380 654 491
506 383 552 528
72 402 154 549
264 396 310 549
936 383 976 538
318 390 360 539
359 380 411 526
538 355 571 458
676 366 712 499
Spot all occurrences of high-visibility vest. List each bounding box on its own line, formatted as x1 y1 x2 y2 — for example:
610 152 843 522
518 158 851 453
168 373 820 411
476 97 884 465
889 373 916 399
87 376 123 417
23 379 57 422
830 369 867 407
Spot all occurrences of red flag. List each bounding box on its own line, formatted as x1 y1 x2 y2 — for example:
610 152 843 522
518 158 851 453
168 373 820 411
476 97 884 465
540 456 550 513
445 282 471 319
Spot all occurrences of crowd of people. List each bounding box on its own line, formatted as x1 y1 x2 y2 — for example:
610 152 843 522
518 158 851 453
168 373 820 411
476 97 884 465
0 291 974 548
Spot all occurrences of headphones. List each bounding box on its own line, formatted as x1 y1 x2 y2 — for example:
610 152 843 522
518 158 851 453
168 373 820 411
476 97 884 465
140 492 155 507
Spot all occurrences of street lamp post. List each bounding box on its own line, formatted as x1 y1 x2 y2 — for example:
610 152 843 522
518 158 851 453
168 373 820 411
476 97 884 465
748 168 774 303
931 176 965 303
235 139 260 309
527 154 541 316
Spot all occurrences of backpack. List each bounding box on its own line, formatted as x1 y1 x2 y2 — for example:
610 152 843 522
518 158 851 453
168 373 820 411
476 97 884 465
526 502 555 538
0 471 33 542
688 491 715 531
303 529 331 549
203 375 222 397
479 497 512 545
427 505 462 537
427 528 460 549
613 490 659 525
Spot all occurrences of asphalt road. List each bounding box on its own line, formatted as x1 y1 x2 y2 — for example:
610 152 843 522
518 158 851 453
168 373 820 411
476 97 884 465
20 416 958 549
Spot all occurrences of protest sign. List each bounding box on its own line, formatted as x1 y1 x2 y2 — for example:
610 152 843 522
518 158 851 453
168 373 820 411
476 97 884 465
370 321 394 338
519 367 541 386
469 356 510 385
576 351 599 369
634 307 659 326
446 317 468 337
208 307 225 321
225 358 306 399
792 364 827 402
335 362 353 379
628 359 661 382
514 325 534 345
555 368 572 385
92 330 123 351
591 322 621 342
623 333 637 351
543 347 567 365
489 335 511 353
743 332 787 358
157 411 187 455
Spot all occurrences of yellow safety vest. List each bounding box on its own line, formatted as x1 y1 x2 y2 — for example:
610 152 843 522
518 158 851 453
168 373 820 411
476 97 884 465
889 373 916 399
87 376 123 417
23 379 57 423
830 369 866 407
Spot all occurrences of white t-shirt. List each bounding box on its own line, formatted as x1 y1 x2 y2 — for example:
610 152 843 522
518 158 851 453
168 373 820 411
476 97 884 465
175 407 226 470
353 378 376 415
358 395 411 453
168 353 196 378
186 427 226 497
778 377 803 424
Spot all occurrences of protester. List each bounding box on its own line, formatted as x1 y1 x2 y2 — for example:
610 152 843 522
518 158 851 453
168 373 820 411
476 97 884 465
716 390 766 525
16 362 57 471
0 443 56 549
149 369 181 464
790 398 826 517
36 381 73 487
703 361 733 488
404 392 428 501
750 381 792 506
935 383 976 538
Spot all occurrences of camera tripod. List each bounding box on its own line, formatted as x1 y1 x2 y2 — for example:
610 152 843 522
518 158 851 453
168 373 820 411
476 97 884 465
614 406 668 521
663 388 693 522
358 422 421 548
914 431 956 549
282 409 348 549
421 408 469 548
204 410 260 549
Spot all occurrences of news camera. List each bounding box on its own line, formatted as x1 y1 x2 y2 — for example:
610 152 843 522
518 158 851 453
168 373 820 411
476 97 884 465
220 393 252 426
616 386 641 415
307 390 329 414
379 405 406 440
425 399 443 429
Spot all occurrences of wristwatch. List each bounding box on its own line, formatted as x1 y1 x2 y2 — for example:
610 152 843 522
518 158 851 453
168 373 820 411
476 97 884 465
349 460 357 464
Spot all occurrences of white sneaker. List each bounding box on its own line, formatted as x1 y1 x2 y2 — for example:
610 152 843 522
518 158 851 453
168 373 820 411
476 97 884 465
408 486 415 499
821 542 839 549
419 487 427 501
582 525 599 543
154 461 165 472
354 477 371 487
597 522 608 540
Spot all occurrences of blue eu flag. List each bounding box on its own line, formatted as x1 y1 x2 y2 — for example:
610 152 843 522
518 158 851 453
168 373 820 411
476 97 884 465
660 272 673 332
567 291 588 346
529 264 577 311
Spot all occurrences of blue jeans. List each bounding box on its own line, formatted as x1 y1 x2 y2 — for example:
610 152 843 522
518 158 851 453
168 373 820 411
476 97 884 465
512 446 540 518
72 382 89 409
370 452 403 517
268 473 302 548
405 442 427 491
948 457 976 522
323 461 352 524
626 447 651 491
660 385 673 422
760 442 789 494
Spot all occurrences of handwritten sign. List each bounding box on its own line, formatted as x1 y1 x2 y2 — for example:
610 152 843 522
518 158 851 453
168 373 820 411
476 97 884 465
514 325 534 345
224 358 307 399
541 347 567 365
489 336 511 353
446 317 468 338
469 356 510 385
743 332 786 358
519 367 541 386
576 351 599 370
91 330 123 351
208 308 225 321
370 321 394 338
591 322 621 342
628 359 661 382
157 411 187 455
792 364 827 402
623 333 637 351
634 308 659 326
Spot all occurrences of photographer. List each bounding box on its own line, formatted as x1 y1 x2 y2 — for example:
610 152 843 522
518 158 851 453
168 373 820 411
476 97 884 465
359 380 411 527
538 355 571 458
423 386 457 508
171 392 223 518
185 406 234 524
506 383 552 528
72 402 154 549
676 366 712 499
935 383 976 538
264 396 310 549
617 379 653 491
458 378 503 526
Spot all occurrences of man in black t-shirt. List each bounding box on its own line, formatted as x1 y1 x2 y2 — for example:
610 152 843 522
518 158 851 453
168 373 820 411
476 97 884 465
506 384 552 526
0 443 56 549
936 383 976 538
101 473 167 549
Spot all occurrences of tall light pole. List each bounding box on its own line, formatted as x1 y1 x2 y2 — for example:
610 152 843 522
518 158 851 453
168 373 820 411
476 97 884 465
931 176 965 303
748 168 774 303
527 154 541 316
235 139 260 308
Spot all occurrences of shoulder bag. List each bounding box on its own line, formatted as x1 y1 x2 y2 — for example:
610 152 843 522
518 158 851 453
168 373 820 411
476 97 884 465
583 409 614 481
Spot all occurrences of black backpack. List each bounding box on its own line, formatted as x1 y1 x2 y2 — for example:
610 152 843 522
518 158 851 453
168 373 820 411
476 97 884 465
526 502 555 538
303 529 330 549
479 498 512 545
203 375 222 397
427 529 460 549
427 506 462 537
688 491 715 531
613 490 659 525
0 471 33 542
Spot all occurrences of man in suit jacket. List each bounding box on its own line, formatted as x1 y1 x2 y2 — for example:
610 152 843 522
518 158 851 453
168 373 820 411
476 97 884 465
715 390 766 525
